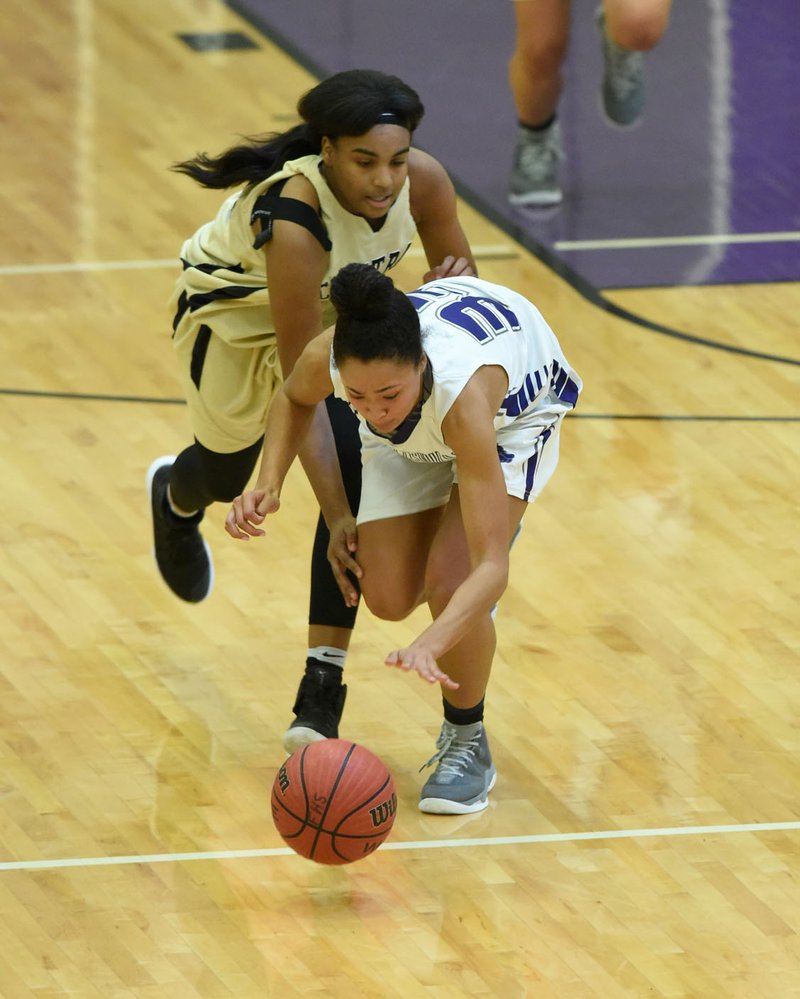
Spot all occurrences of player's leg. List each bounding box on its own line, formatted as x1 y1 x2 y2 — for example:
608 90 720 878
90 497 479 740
603 0 671 49
597 0 672 127
283 397 363 753
354 440 453 620
147 437 263 602
288 440 452 751
148 314 277 602
356 507 445 622
417 490 528 815
508 0 571 205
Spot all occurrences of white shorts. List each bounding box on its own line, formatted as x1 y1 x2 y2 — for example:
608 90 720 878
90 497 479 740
356 415 564 526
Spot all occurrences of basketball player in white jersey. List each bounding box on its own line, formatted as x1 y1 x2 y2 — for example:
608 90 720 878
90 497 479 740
224 263 582 815
147 70 476 752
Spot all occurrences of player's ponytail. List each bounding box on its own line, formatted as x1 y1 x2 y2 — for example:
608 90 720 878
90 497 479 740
171 123 316 189
172 69 424 190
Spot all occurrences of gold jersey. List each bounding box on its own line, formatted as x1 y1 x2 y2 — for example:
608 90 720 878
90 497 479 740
173 154 417 347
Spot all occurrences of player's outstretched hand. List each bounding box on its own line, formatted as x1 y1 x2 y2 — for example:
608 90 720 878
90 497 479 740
422 255 475 283
384 646 459 690
327 513 362 607
225 489 280 540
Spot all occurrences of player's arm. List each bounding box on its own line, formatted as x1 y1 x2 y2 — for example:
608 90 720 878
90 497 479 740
225 331 337 538
386 368 509 681
407 149 477 282
261 181 356 549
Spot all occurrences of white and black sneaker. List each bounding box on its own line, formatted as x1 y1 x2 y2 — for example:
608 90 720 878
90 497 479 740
147 456 213 603
282 669 348 754
419 721 497 815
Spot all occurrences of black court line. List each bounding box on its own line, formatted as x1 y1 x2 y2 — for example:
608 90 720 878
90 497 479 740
220 0 800 371
1 386 797 422
0 388 185 405
177 31 259 51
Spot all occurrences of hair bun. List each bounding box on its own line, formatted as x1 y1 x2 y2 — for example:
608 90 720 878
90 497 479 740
330 263 393 321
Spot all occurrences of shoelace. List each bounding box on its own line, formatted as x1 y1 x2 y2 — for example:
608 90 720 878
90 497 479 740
419 728 480 777
606 45 643 99
519 133 563 179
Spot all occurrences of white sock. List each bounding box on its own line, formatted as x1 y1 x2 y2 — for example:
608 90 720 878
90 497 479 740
307 646 347 669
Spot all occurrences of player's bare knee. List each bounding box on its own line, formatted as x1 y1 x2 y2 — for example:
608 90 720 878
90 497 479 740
360 583 419 622
608 13 668 51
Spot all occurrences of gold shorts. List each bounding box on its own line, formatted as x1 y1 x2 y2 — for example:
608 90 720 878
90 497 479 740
172 308 283 454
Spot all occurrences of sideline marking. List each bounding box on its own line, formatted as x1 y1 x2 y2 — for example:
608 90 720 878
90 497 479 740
2 821 798 872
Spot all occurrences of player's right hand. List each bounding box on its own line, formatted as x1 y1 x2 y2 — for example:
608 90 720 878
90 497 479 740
384 645 459 690
224 489 280 540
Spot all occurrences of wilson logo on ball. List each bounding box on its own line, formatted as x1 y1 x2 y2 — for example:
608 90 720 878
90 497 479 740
369 793 397 828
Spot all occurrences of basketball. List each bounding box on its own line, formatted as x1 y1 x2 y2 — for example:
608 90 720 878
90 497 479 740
271 739 397 865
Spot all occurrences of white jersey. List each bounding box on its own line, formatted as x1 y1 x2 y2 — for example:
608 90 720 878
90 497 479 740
330 276 581 465
173 154 418 347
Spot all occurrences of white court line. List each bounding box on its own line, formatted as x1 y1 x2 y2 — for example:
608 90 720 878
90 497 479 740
0 245 517 278
556 231 800 251
1 820 798 872
3 233 792 273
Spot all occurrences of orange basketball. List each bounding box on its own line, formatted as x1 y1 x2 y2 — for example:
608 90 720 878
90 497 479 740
271 739 397 865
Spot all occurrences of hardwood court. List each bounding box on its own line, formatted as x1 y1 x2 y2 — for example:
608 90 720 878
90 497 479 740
1 0 799 996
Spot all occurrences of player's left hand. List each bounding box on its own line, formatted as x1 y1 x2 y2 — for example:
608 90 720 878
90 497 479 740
327 514 361 607
422 255 475 284
384 646 459 689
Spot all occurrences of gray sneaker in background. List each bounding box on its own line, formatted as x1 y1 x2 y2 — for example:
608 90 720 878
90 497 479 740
597 8 645 128
508 120 564 207
419 720 497 814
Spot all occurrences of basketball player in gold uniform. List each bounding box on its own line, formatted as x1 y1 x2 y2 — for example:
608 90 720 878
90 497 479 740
147 69 476 751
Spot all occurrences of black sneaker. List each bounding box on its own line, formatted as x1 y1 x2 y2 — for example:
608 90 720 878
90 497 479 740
147 455 213 603
282 671 348 754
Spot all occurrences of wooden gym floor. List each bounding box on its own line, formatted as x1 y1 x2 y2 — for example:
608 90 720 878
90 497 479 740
1 1 799 996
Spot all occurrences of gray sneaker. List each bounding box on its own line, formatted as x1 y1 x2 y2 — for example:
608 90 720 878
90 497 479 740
509 121 564 207
419 721 497 814
597 8 645 127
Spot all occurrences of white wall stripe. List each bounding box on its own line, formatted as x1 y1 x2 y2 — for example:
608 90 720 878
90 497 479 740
556 231 800 251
